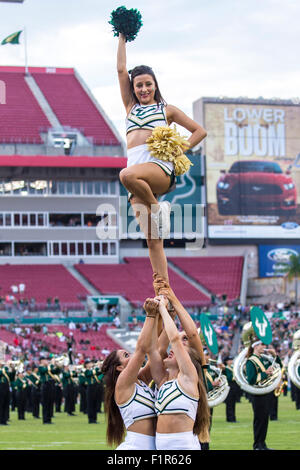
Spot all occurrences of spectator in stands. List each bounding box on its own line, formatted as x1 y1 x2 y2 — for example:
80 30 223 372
68 321 76 331
101 347 110 357
42 325 48 335
113 315 121 329
66 334 76 365
116 33 207 284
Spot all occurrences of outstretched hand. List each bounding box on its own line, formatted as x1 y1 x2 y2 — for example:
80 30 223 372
154 294 169 311
153 272 169 296
143 298 160 317
153 274 176 302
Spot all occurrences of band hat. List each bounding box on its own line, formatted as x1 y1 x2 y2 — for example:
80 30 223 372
252 340 263 348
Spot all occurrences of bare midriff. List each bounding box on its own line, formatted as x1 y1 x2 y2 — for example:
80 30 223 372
127 416 157 436
156 413 195 434
126 128 154 150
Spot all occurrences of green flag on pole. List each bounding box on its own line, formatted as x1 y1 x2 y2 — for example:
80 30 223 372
1 30 23 45
250 306 273 345
200 313 218 355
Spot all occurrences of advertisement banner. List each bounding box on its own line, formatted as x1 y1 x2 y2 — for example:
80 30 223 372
194 98 300 239
258 244 300 277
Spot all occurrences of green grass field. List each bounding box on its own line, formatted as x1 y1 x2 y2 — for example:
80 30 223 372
0 395 299 451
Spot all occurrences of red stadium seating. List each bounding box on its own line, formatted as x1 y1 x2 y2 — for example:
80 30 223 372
32 72 120 145
0 71 51 143
169 256 244 301
0 264 89 309
0 324 120 360
75 258 211 307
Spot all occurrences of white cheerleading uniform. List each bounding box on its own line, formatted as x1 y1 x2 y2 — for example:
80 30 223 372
155 379 201 450
126 103 168 134
125 102 176 200
127 143 174 174
116 381 157 450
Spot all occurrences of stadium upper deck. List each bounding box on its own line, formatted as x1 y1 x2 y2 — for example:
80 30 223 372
0 65 126 264
0 65 124 153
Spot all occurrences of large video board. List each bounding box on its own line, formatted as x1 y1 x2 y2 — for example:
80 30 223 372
193 97 300 239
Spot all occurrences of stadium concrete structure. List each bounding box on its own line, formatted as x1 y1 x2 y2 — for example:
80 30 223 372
0 66 127 262
0 66 251 318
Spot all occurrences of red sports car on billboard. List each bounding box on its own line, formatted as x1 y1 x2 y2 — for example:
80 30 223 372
217 160 297 216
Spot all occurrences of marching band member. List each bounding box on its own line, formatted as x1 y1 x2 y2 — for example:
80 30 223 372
38 356 61 424
15 370 28 420
0 361 16 425
246 340 282 450
84 360 103 424
62 365 77 416
78 363 88 414
220 355 238 423
27 364 41 419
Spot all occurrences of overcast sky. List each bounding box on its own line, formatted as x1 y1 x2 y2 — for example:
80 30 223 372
0 0 299 142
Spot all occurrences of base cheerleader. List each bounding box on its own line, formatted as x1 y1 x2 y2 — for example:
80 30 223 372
101 298 163 450
147 295 209 450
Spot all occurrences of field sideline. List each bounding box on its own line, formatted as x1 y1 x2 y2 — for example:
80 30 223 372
0 394 299 451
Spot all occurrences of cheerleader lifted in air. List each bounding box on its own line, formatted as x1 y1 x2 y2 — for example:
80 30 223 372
111 7 207 283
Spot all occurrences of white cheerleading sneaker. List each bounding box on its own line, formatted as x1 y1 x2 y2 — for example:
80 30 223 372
150 201 171 239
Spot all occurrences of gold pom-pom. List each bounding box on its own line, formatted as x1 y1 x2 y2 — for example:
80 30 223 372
146 125 193 176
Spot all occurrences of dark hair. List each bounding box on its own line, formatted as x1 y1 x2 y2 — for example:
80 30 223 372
188 347 211 438
101 350 125 447
128 65 166 106
246 345 254 358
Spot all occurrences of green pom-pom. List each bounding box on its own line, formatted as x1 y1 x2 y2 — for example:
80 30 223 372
109 6 143 42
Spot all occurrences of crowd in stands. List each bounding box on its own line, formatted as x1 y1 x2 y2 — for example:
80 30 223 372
1 297 299 369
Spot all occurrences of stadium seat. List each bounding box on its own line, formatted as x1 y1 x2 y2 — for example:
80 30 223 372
0 264 89 310
75 258 211 307
0 71 50 143
32 72 120 145
169 256 244 301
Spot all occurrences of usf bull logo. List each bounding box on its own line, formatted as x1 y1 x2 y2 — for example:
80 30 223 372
204 325 214 347
250 306 272 345
200 313 218 355
255 317 268 339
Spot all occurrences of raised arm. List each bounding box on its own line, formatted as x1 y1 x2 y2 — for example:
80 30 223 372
166 104 207 150
138 299 168 386
117 34 134 111
157 296 198 386
153 274 206 366
116 300 159 400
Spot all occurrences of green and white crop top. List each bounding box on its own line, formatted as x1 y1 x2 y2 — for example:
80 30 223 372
155 379 198 421
126 102 168 134
117 381 157 429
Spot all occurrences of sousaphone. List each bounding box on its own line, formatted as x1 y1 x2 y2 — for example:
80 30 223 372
233 307 282 395
288 329 300 389
199 313 229 407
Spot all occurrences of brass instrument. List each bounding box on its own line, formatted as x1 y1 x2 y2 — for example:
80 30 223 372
197 328 230 407
206 360 230 408
233 322 281 395
288 330 300 389
54 354 70 367
8 360 24 373
274 367 288 397
69 364 85 373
